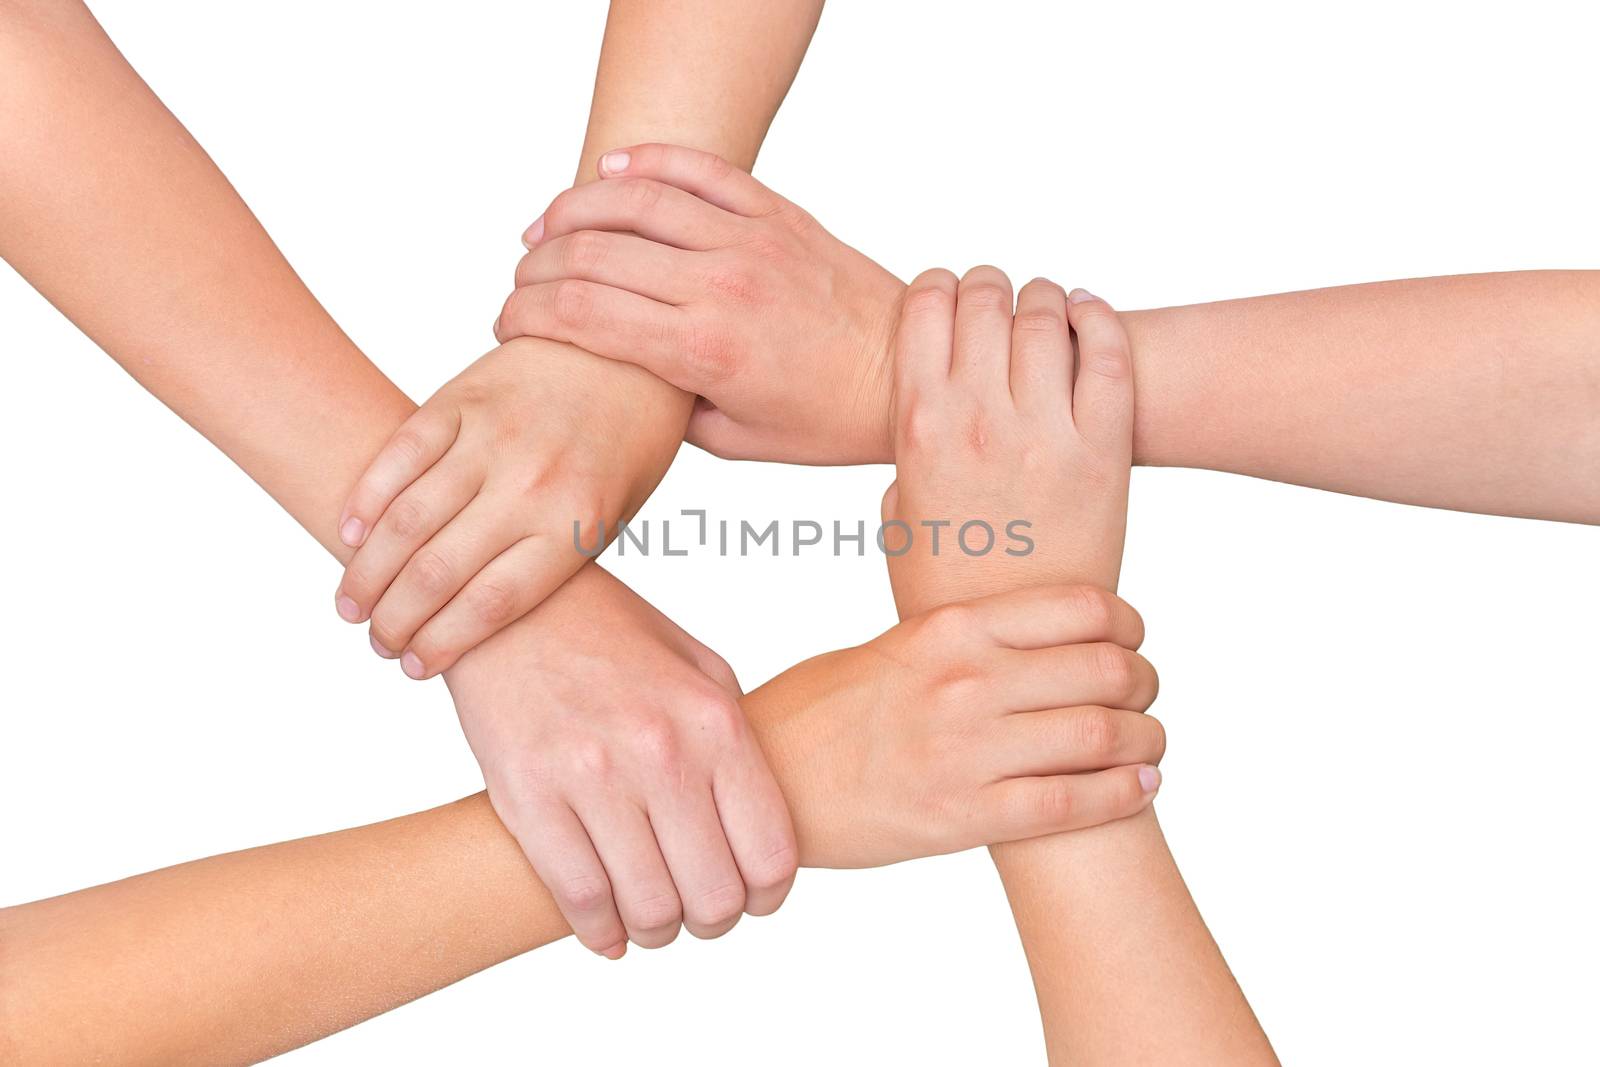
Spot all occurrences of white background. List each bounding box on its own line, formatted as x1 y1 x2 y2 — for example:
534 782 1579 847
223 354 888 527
3 1 1598 1063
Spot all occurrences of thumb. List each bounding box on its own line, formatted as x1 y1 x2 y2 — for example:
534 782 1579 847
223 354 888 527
1065 289 1134 460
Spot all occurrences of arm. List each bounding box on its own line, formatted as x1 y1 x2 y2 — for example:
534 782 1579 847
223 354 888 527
1125 271 1600 523
0 584 1163 1066
492 148 1600 522
882 268 1275 1064
0 0 819 954
328 0 829 675
0 0 408 550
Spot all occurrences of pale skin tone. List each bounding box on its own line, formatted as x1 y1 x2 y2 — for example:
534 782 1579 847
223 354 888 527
0 582 1163 1066
0 0 831 956
883 266 1277 1065
495 144 1600 525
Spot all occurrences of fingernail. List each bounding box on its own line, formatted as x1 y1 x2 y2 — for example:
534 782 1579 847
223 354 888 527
1138 765 1161 793
369 634 397 659
521 214 545 249
335 595 361 623
400 651 426 679
597 941 627 960
339 516 366 547
598 151 631 176
1067 288 1097 305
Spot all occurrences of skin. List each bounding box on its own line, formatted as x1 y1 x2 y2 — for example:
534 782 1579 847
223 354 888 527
884 267 1277 1064
0 0 825 957
333 0 831 949
0 582 1164 1066
495 144 1600 524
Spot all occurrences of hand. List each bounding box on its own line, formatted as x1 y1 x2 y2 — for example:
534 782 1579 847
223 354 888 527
444 565 796 957
883 268 1136 614
333 336 687 678
494 143 906 465
751 583 1164 867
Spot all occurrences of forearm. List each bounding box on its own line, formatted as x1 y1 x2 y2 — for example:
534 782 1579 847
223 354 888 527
1127 270 1600 523
992 816 1272 1064
550 0 827 455
0 0 410 556
0 794 564 1067
576 0 822 180
0 671 829 1065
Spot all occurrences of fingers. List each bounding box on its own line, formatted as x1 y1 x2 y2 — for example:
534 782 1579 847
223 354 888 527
996 642 1160 712
493 280 683 374
516 803 629 958
362 494 520 667
892 268 959 419
1010 277 1073 412
649 786 748 940
336 405 461 552
951 266 1015 397
537 178 743 252
962 584 1145 651
1000 705 1167 777
593 143 778 218
981 763 1161 841
571 798 684 950
711 734 799 918
1066 289 1135 456
335 455 482 636
513 230 699 306
403 535 574 678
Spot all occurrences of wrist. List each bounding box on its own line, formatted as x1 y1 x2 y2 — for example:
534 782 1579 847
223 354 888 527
859 283 906 465
1119 305 1193 470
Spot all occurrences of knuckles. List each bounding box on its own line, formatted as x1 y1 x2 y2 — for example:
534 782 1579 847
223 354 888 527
1061 584 1118 638
407 547 456 596
1076 705 1122 757
681 322 739 383
901 281 958 322
744 839 800 894
681 689 747 750
467 580 519 627
894 391 952 458
383 496 430 539
550 279 597 329
959 280 1013 313
1012 308 1067 338
624 892 684 935
562 230 609 275
616 177 665 215
1089 642 1140 700
687 883 746 931
558 875 612 914
916 600 979 648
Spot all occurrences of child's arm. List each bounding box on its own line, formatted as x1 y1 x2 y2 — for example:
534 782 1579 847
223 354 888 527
0 0 825 956
330 0 829 679
1124 271 1600 523
883 268 1277 1064
0 0 410 545
0 584 1163 1067
493 146 1600 523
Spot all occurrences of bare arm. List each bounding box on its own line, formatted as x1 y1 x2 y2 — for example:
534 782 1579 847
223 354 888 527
1127 271 1600 523
0 0 832 954
512 0 829 465
491 153 1600 522
0 0 407 553
882 269 1275 1064
0 580 1160 1066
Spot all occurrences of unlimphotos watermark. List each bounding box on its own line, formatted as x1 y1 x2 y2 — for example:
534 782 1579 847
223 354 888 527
573 510 1035 558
